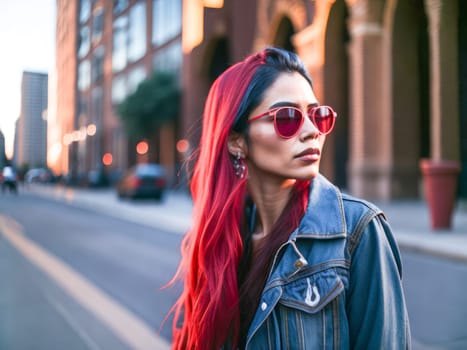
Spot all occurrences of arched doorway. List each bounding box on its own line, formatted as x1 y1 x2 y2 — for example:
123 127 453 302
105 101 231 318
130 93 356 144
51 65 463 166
204 36 230 84
272 16 295 52
323 0 349 190
186 36 230 157
391 0 429 198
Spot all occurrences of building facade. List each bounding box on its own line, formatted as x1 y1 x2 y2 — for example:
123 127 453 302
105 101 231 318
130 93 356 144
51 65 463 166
49 0 78 177
0 131 6 167
52 0 466 199
182 0 466 200
16 71 48 169
52 0 182 184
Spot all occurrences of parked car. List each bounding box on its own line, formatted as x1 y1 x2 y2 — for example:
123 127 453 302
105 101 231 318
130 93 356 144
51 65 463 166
116 163 167 200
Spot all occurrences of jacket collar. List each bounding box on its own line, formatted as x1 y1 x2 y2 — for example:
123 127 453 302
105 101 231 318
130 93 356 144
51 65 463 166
294 174 347 239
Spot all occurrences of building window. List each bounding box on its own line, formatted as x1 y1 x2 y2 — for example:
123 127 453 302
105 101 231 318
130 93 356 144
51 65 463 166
152 0 182 46
127 66 147 94
92 7 105 43
78 26 91 58
91 87 103 126
79 0 91 23
78 60 91 91
113 0 128 14
112 75 126 104
78 93 88 119
128 2 147 62
152 39 182 73
92 46 105 83
112 16 128 72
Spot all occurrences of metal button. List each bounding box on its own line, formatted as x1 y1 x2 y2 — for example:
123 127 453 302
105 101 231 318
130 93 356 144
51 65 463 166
294 257 308 269
261 302 267 311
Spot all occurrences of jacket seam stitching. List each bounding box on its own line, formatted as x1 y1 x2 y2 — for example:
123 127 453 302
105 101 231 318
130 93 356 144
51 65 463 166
348 210 379 256
333 297 340 350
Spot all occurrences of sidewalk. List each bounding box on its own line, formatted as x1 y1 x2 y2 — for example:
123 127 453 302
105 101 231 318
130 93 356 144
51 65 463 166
25 184 467 262
377 200 467 262
24 183 193 235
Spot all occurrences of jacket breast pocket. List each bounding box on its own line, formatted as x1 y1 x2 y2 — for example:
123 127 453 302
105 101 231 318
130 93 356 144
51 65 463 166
280 267 344 312
275 268 346 349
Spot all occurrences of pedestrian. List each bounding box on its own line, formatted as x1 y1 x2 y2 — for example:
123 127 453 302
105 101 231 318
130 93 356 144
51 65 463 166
2 164 17 194
170 47 411 349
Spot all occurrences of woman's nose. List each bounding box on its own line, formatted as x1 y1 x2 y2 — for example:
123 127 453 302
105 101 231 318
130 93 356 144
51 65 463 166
299 114 320 140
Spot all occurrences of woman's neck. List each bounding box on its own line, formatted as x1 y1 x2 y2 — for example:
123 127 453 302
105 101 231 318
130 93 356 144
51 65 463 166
247 175 296 237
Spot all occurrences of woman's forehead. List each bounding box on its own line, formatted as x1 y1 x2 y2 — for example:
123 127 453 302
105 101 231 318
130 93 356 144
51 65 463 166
260 72 316 107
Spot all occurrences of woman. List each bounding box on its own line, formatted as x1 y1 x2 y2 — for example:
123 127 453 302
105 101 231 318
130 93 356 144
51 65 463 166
171 47 411 349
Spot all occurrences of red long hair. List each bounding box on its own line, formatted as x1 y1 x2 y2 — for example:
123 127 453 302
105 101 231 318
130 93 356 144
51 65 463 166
170 49 312 349
171 53 266 349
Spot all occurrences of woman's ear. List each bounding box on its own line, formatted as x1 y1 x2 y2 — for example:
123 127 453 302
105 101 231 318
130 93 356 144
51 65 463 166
227 132 247 157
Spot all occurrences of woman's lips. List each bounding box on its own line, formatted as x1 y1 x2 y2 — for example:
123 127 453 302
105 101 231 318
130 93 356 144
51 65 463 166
295 148 320 161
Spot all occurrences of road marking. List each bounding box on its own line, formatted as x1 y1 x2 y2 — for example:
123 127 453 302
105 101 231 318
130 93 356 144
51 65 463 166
43 291 103 350
0 214 171 350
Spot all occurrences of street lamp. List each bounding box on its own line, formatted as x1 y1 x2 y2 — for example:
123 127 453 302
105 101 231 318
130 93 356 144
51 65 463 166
87 123 96 136
102 153 113 166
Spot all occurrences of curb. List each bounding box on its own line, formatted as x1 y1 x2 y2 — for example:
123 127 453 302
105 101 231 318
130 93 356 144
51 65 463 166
396 232 467 263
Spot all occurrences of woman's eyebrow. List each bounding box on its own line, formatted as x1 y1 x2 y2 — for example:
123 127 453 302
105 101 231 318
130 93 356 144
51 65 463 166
268 101 320 109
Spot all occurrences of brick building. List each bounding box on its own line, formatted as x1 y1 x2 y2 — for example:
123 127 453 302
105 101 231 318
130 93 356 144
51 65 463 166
52 0 466 200
52 0 182 184
182 0 466 200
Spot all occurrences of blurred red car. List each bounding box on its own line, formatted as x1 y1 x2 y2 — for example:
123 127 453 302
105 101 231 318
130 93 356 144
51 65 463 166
116 163 167 200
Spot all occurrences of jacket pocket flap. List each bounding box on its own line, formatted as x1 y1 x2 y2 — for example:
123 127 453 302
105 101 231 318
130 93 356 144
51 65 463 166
279 268 344 313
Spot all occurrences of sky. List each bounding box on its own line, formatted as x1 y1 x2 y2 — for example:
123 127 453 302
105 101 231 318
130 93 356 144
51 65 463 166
0 0 56 158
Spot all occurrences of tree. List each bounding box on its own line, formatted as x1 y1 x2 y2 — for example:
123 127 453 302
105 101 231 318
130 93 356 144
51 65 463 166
117 71 181 139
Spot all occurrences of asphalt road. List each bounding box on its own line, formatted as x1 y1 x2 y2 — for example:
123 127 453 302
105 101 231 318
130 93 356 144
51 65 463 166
402 251 467 350
0 191 182 349
1 190 467 349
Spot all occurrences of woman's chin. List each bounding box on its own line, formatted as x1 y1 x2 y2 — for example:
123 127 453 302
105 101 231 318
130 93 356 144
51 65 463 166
295 168 320 181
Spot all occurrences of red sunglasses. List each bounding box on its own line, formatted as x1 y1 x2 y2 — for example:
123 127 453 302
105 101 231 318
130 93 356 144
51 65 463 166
248 105 337 138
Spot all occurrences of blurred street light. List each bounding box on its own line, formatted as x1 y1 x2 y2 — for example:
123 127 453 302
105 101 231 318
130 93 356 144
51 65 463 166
102 153 113 166
87 123 96 136
176 139 190 154
136 141 148 155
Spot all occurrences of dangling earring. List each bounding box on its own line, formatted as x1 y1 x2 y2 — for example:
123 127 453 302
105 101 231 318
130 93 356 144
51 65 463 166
233 152 246 179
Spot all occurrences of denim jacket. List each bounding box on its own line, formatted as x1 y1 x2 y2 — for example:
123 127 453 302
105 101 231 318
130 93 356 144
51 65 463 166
244 174 411 349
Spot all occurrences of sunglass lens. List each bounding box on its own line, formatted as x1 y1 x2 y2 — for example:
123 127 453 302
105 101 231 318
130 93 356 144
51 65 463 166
312 106 335 134
275 108 302 137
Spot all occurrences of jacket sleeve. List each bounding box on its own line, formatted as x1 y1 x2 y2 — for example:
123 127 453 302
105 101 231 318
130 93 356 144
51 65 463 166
346 213 412 349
